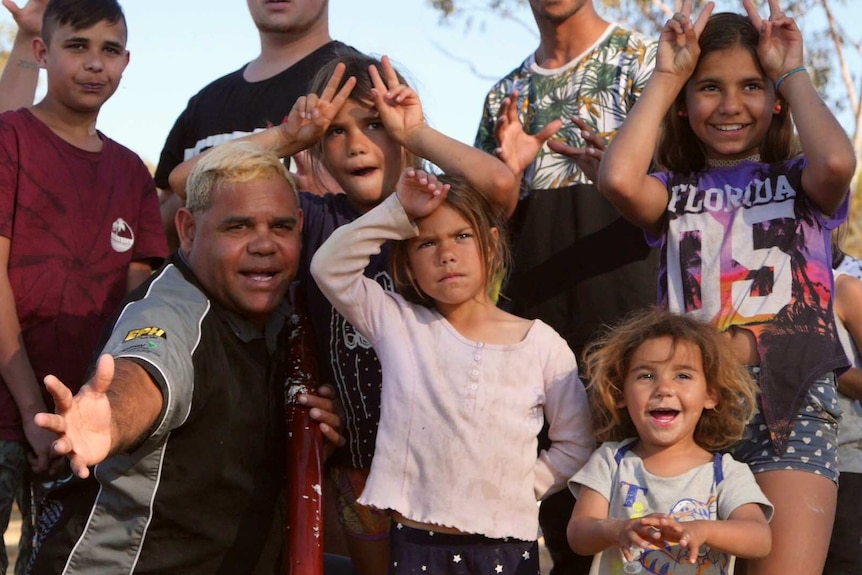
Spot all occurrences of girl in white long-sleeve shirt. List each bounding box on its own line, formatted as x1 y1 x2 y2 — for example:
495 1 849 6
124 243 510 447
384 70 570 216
311 169 593 575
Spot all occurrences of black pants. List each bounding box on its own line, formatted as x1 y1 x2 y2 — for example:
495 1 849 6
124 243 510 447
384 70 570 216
824 471 862 575
539 489 593 575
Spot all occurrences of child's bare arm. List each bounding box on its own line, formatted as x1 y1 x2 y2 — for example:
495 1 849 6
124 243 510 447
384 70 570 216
834 273 862 399
0 236 56 474
168 64 356 200
599 0 714 235
567 486 667 560
655 502 771 562
126 261 153 293
369 56 517 216
743 0 855 215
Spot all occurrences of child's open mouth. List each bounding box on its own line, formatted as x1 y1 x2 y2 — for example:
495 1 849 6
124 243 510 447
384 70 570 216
649 409 680 425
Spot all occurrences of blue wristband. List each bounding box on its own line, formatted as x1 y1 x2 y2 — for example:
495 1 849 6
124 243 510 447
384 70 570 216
774 66 806 93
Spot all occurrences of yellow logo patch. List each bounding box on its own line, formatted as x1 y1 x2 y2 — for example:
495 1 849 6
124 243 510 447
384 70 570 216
124 327 167 342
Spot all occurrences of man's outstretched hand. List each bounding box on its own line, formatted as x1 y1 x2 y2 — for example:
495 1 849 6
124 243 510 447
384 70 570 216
35 354 116 479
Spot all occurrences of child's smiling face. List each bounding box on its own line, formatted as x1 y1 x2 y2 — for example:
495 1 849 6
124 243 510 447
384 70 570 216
683 44 778 162
620 336 717 455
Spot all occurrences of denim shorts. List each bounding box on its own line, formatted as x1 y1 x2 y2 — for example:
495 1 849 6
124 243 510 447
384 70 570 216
731 371 841 483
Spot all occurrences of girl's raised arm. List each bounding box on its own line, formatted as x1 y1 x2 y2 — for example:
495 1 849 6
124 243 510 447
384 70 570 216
369 56 517 215
167 64 356 200
599 1 714 235
744 0 855 215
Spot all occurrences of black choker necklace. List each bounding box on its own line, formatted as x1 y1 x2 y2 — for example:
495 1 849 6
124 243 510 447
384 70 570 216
707 154 761 168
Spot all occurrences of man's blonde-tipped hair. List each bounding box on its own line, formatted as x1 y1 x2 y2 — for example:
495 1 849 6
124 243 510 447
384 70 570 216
185 141 297 213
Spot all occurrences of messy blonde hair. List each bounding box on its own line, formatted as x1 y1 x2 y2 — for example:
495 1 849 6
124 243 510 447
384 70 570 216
186 141 297 213
583 307 757 451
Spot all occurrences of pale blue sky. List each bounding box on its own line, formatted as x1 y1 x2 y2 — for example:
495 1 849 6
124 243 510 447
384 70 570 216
2 0 860 165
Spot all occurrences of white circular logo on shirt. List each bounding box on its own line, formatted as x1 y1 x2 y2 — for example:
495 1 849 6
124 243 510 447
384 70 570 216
110 218 135 253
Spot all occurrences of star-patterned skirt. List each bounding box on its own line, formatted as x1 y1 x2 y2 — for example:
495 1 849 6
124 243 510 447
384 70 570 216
389 522 540 575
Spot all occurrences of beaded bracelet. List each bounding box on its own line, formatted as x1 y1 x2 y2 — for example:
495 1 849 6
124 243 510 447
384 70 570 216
774 66 806 93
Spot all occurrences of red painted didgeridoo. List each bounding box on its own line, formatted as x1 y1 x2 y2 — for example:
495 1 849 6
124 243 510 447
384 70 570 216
284 291 324 575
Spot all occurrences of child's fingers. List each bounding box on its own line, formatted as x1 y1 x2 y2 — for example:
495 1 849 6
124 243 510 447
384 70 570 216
569 116 590 131
295 95 312 119
682 9 701 46
331 75 356 109
319 62 346 102
767 0 783 19
684 0 694 18
742 0 763 30
318 422 345 447
678 532 699 564
692 1 714 36
621 546 635 563
667 13 686 36
385 84 414 104
1 1 19 18
759 20 773 52
368 63 387 98
381 55 400 89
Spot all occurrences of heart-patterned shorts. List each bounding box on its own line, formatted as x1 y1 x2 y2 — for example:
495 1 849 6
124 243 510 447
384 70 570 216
730 371 841 484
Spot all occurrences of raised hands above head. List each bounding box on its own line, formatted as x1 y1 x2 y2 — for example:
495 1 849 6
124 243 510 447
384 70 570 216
368 55 425 147
279 62 357 155
742 0 804 86
395 168 449 221
655 0 714 82
2 0 46 37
